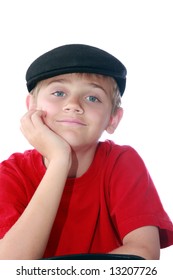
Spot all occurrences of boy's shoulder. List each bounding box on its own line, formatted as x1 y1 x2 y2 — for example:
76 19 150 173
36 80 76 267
99 140 137 157
98 140 145 169
0 149 44 174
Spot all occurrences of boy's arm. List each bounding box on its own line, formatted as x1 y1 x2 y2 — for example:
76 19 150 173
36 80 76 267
0 109 72 259
109 226 160 259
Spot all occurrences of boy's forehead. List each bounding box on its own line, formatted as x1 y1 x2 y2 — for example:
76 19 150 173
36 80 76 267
40 73 116 94
26 44 127 96
42 73 115 85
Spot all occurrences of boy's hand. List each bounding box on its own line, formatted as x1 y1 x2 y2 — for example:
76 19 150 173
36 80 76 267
20 109 72 165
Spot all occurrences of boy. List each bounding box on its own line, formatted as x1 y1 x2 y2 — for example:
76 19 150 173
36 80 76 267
0 44 173 260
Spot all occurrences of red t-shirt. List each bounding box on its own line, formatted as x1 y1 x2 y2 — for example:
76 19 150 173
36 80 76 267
0 140 173 258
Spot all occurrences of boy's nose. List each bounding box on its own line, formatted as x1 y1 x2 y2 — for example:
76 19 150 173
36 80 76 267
63 101 84 114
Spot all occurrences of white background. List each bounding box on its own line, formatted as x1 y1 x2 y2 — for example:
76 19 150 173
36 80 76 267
0 0 172 259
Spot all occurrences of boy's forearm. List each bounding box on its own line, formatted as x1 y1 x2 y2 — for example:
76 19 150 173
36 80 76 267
0 158 70 260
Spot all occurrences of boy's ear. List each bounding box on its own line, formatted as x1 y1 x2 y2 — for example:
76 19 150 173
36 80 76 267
106 107 123 134
26 95 30 109
26 95 35 110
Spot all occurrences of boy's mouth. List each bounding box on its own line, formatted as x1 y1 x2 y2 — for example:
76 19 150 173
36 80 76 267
57 119 87 126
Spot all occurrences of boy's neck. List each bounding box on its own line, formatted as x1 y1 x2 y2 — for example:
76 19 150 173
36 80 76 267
69 143 99 178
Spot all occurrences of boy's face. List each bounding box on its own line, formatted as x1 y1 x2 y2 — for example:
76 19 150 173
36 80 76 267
27 73 123 151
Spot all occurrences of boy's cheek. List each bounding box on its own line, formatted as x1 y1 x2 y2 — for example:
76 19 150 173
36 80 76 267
42 114 51 125
43 102 60 114
41 113 57 130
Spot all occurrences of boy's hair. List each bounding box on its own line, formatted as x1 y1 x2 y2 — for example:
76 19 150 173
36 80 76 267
30 73 121 115
26 44 127 97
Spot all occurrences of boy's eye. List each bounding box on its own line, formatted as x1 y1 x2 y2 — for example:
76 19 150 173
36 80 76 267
86 96 100 103
53 91 65 97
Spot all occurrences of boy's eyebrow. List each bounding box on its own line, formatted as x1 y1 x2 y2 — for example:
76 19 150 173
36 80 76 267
87 82 108 95
46 78 67 86
46 78 108 95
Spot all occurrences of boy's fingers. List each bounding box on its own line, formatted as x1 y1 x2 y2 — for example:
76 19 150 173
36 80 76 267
30 110 47 128
20 110 47 140
21 109 46 126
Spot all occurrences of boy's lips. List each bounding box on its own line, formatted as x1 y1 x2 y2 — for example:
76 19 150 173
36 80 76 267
57 119 87 126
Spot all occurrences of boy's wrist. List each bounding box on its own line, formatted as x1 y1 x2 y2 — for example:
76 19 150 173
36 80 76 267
43 150 72 170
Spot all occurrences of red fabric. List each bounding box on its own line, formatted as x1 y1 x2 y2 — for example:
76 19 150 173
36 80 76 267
0 140 173 258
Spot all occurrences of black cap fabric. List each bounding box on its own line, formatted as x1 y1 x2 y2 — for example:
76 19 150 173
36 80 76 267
26 44 127 96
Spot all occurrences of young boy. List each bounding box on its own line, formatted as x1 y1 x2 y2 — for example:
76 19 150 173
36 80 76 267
0 44 173 260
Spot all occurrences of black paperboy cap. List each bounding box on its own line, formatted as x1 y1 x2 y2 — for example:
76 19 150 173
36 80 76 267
26 44 127 96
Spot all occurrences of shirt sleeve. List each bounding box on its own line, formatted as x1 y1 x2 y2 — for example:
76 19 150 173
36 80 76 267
0 161 27 238
108 146 173 248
